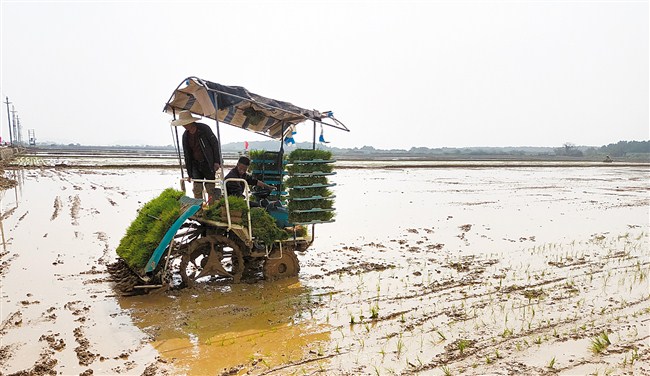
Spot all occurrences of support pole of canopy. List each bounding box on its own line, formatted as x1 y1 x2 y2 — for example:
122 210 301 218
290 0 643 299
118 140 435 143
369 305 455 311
311 119 316 243
173 126 184 179
171 109 185 180
213 110 225 183
279 122 286 196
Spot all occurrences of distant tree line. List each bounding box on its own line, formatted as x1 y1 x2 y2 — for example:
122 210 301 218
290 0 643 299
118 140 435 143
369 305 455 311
554 143 583 157
35 139 650 160
595 140 650 157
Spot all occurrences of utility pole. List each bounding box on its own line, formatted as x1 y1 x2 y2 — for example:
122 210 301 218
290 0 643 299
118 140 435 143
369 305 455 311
10 105 17 146
3 97 11 145
16 116 22 146
28 129 36 146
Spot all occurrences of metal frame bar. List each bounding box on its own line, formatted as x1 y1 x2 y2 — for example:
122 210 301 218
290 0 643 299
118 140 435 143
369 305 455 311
222 178 253 240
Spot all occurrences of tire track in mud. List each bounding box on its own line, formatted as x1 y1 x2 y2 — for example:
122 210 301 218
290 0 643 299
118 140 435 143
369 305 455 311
51 196 63 221
95 232 113 265
0 249 17 278
64 301 99 367
0 311 22 335
15 211 28 228
1 206 17 221
69 195 81 226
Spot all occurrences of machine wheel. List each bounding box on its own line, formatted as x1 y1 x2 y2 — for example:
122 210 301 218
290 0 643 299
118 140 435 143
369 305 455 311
263 248 300 281
179 234 244 287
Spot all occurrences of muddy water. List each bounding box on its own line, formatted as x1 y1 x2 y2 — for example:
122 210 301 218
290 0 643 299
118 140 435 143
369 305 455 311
1 164 649 375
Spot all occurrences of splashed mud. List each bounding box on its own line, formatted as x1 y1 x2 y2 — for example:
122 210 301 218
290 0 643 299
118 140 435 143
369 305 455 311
0 163 648 375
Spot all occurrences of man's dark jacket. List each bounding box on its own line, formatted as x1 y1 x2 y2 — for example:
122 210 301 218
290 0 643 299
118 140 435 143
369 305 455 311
182 122 221 177
224 167 258 197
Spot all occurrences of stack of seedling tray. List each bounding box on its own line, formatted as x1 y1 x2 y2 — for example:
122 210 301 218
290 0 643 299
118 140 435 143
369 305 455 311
285 149 336 224
249 149 287 201
115 188 184 270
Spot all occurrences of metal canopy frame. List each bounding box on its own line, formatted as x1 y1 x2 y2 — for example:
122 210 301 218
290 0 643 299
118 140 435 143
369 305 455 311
163 75 349 183
164 76 349 142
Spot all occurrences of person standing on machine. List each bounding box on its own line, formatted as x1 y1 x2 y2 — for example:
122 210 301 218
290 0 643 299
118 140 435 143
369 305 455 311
171 110 222 202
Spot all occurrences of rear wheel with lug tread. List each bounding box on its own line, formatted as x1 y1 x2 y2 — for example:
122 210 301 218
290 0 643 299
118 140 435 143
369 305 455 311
179 234 244 287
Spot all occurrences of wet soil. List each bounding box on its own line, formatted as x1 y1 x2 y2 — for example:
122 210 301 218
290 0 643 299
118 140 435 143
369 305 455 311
0 162 648 375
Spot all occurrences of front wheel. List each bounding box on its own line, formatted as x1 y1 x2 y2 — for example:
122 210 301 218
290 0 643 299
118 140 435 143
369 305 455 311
263 248 300 281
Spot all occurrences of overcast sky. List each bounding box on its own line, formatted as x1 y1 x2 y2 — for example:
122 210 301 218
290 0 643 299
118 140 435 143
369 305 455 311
1 1 648 149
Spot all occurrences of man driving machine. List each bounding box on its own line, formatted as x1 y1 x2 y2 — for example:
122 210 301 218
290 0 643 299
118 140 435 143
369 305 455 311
225 156 276 206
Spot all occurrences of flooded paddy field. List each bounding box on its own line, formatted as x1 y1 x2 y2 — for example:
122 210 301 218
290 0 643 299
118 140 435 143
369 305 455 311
0 158 648 375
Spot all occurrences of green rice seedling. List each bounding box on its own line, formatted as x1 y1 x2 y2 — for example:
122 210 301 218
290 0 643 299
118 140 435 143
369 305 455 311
458 339 469 354
495 349 501 359
548 357 556 369
601 331 611 345
116 188 184 269
441 365 452 376
437 330 446 341
370 304 379 320
396 337 405 356
590 332 611 354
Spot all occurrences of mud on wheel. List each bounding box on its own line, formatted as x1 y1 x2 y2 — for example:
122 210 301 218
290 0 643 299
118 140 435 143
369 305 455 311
179 234 244 287
263 248 300 281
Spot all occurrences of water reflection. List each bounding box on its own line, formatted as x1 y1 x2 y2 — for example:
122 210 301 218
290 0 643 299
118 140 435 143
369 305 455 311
0 169 24 252
117 279 330 375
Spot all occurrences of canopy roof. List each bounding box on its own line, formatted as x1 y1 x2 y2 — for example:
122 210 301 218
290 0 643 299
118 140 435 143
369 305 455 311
164 77 349 140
